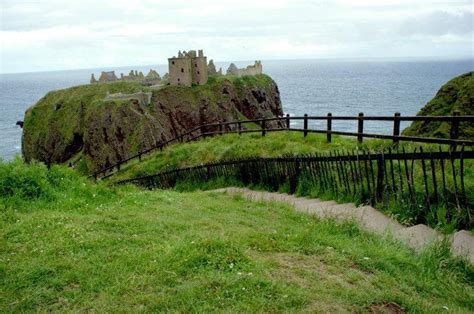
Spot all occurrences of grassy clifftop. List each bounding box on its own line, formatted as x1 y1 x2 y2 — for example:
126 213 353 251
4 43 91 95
22 74 282 173
1 159 473 312
403 72 474 139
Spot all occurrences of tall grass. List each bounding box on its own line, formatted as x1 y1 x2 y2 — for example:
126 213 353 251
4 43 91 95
0 158 114 211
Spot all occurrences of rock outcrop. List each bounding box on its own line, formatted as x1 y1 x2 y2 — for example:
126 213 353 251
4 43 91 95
22 75 284 173
403 72 473 140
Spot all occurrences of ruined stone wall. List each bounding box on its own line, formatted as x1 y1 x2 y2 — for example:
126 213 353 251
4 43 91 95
168 57 192 86
227 61 263 77
192 56 208 85
105 92 152 106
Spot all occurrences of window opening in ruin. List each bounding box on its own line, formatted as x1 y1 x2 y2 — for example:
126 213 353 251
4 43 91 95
181 68 184 73
172 61 175 65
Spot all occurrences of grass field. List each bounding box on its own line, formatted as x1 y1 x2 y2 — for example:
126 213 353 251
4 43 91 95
1 160 474 312
110 131 473 232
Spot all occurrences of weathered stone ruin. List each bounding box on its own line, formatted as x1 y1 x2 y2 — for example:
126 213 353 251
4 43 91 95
90 51 263 87
168 49 208 86
207 59 222 76
226 61 262 77
90 69 162 86
104 91 152 106
99 71 118 83
90 74 97 84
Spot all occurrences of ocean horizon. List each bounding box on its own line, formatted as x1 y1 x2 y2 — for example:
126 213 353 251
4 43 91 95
1 58 473 161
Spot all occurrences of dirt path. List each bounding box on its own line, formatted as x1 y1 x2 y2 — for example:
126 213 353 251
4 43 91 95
210 187 474 264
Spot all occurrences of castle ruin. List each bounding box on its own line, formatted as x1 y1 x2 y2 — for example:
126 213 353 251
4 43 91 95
168 50 208 86
90 69 162 86
90 50 263 87
226 61 262 77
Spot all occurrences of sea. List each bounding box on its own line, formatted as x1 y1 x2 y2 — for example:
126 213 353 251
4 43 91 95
0 58 472 161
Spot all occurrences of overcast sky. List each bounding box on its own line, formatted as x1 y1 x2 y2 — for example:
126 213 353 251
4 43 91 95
1 0 473 73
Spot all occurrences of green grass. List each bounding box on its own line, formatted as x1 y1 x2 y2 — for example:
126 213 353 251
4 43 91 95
1 160 473 312
110 131 473 231
403 71 474 139
112 132 417 181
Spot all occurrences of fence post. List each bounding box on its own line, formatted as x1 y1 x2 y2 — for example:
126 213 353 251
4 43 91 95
117 161 121 171
376 154 385 200
290 157 301 194
358 112 364 143
286 114 290 129
238 121 242 135
450 110 460 151
303 114 308 137
327 112 332 143
138 152 142 162
261 120 266 136
393 112 401 145
219 124 223 135
200 125 206 139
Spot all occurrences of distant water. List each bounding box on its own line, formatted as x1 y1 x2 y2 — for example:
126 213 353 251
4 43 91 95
0 59 472 160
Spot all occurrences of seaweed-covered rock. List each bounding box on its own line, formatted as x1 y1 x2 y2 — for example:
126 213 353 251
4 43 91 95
403 72 473 140
22 75 284 172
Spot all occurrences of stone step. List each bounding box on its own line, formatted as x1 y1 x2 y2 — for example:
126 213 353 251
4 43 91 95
357 206 404 235
394 224 442 251
208 187 473 263
313 203 358 220
451 230 474 264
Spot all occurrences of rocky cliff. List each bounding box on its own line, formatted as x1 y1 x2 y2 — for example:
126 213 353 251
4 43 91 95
22 75 284 173
403 72 473 140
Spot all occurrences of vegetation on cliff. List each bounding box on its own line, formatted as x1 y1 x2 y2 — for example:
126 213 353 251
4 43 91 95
22 74 283 173
1 159 473 312
403 72 474 139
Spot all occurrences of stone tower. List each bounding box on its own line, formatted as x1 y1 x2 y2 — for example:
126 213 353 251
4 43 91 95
168 49 208 86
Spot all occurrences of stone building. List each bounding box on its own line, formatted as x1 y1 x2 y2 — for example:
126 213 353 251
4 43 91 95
90 69 162 85
168 49 208 86
226 61 262 77
208 59 222 76
99 71 118 82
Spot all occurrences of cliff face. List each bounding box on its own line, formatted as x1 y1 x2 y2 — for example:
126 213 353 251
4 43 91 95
22 75 284 172
403 72 473 140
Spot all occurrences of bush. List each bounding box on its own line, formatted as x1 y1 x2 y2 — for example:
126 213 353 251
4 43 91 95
0 158 113 210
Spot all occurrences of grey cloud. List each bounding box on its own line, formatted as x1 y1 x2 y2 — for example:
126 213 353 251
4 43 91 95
399 11 474 36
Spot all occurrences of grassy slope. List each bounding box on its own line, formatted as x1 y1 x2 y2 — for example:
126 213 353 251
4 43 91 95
110 132 473 231
112 132 417 181
1 160 473 312
403 71 474 139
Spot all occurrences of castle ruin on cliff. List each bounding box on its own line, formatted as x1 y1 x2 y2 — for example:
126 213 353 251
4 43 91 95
90 49 263 87
226 61 262 77
90 69 162 86
168 50 208 86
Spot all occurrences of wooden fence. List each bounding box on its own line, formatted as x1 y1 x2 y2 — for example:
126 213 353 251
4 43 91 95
117 146 473 228
92 111 474 179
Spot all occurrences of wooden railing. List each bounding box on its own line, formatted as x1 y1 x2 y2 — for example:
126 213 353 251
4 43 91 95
91 111 474 179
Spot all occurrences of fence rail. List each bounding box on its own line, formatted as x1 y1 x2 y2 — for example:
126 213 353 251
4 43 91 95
117 146 474 228
91 111 474 179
